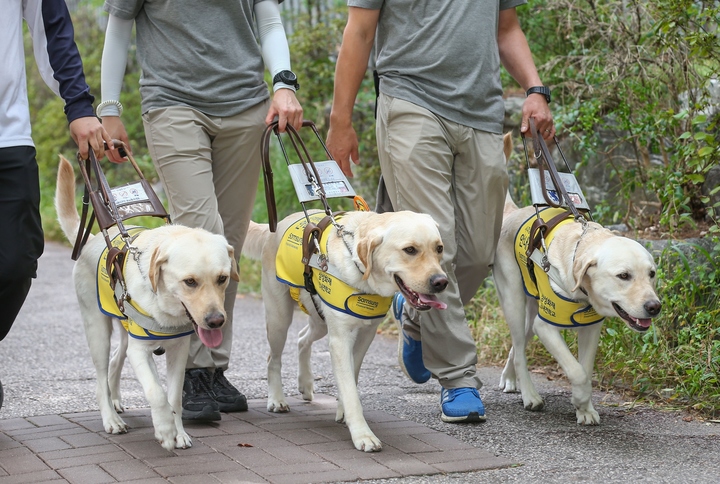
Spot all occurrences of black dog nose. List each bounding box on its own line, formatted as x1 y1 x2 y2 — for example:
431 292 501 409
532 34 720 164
430 274 448 293
644 300 661 316
205 312 226 329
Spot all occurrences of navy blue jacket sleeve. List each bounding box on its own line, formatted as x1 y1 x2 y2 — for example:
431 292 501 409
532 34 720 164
39 0 96 123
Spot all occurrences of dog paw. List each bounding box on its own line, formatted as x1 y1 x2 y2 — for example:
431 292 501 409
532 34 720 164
175 431 193 449
298 380 314 402
267 399 290 413
522 394 545 411
103 416 128 435
112 399 125 413
499 377 518 393
576 407 600 425
352 433 382 452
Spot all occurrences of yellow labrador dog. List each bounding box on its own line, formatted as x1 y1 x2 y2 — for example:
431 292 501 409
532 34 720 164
242 210 448 452
493 135 661 424
55 156 238 450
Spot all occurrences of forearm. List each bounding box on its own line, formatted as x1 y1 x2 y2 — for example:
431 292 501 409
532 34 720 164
255 0 293 91
498 8 542 91
99 15 133 117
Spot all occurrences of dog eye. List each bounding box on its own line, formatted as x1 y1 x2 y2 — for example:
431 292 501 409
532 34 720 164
184 278 198 287
616 272 631 281
436 245 444 254
217 275 228 284
403 247 417 255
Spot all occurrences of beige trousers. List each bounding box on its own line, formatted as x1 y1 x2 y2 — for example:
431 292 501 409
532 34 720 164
376 94 508 389
142 101 268 370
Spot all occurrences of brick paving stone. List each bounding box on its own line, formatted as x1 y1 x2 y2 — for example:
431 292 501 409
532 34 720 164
0 469 63 483
0 419 35 432
3 423 77 439
0 447 52 475
43 449 133 470
22 436 72 454
255 461 340 477
101 459 160 481
264 469 358 484
261 445 328 465
376 434 439 453
337 458 400 480
56 464 115 484
153 458 248 478
0 434 21 452
60 431 111 449
275 429 332 446
209 469 269 483
25 416 69 427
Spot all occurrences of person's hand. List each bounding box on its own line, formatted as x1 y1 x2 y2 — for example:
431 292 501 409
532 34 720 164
69 116 113 160
326 121 359 178
520 95 554 141
101 116 131 163
266 88 303 133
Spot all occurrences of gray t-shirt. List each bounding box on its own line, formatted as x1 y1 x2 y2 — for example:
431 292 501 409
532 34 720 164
348 0 526 133
105 0 270 117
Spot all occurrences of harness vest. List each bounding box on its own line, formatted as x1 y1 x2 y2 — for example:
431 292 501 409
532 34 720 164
275 213 392 320
514 207 604 327
97 228 194 340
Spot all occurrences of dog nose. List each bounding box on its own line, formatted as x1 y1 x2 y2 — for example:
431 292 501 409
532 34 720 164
644 300 661 316
430 274 448 293
205 312 226 329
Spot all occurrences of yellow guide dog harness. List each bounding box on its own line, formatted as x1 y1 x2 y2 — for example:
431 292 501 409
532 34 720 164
514 208 604 327
97 228 194 340
275 213 392 320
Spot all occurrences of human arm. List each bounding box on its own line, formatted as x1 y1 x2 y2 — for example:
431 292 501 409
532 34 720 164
24 0 112 159
255 0 303 133
498 7 554 140
99 14 134 163
326 6 380 178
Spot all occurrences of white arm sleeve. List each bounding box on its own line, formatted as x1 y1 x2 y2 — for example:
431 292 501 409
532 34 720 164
254 0 293 92
99 15 134 116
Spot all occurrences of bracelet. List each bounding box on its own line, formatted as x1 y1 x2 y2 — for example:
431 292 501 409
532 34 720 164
96 100 123 117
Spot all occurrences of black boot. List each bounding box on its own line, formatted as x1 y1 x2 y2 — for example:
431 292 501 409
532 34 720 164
182 368 221 421
212 368 248 412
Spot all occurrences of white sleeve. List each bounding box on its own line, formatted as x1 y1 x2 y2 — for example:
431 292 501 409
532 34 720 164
99 15 134 116
254 0 294 92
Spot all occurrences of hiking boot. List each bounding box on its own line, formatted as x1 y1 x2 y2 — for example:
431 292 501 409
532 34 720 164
440 387 486 423
182 368 221 421
394 293 431 384
212 368 248 412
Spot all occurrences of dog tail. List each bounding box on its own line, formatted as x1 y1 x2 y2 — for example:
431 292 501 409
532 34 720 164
502 132 519 214
55 155 83 244
241 221 271 261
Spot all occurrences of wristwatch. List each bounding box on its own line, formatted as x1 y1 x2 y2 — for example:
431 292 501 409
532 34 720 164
526 86 551 104
272 70 300 91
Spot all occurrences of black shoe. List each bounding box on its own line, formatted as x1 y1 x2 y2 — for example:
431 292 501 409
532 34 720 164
212 368 248 412
182 368 221 421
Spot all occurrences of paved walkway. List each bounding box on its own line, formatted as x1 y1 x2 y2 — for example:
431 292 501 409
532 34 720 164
1 395 511 484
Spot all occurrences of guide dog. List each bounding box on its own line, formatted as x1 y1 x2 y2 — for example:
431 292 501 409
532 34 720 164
242 210 448 451
55 155 238 450
493 134 661 424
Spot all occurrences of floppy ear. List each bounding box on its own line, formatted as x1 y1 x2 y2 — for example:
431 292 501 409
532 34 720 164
572 255 596 293
227 245 240 282
148 245 167 293
356 233 383 280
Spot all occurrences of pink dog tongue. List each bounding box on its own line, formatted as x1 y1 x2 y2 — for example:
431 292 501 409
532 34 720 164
418 294 447 310
635 318 652 329
198 327 223 348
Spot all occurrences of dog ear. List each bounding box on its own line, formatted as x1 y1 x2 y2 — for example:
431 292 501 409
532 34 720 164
356 233 383 280
572 255 596 292
227 245 240 282
148 245 167 293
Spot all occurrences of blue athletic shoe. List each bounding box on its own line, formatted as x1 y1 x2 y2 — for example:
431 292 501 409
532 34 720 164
393 293 431 384
440 387 486 423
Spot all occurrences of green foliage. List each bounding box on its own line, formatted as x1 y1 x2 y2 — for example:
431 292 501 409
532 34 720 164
519 0 720 232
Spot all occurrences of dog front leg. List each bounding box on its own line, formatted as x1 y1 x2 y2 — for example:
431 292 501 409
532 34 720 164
297 314 327 402
327 322 381 452
165 337 193 448
574 325 603 425
126 342 178 451
533 322 600 425
108 321 128 413
265 281 295 413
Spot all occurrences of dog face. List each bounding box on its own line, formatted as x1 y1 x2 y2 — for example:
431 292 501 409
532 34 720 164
573 236 661 331
356 211 448 310
148 230 239 347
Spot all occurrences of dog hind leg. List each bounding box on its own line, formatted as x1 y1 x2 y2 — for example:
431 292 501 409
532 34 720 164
297 310 327 402
265 280 295 413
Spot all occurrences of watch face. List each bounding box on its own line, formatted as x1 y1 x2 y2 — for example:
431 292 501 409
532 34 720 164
283 71 297 83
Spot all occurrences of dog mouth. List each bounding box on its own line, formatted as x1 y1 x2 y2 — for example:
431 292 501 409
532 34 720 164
393 275 447 311
612 303 652 332
183 304 223 348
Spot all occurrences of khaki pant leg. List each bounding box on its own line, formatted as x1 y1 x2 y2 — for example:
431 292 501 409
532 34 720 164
143 102 267 370
376 94 507 389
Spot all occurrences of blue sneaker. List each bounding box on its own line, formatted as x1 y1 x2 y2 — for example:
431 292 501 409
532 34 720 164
393 293 431 384
440 387 486 423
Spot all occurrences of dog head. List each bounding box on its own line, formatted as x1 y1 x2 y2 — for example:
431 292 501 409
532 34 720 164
147 227 239 347
572 232 661 332
355 211 448 311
